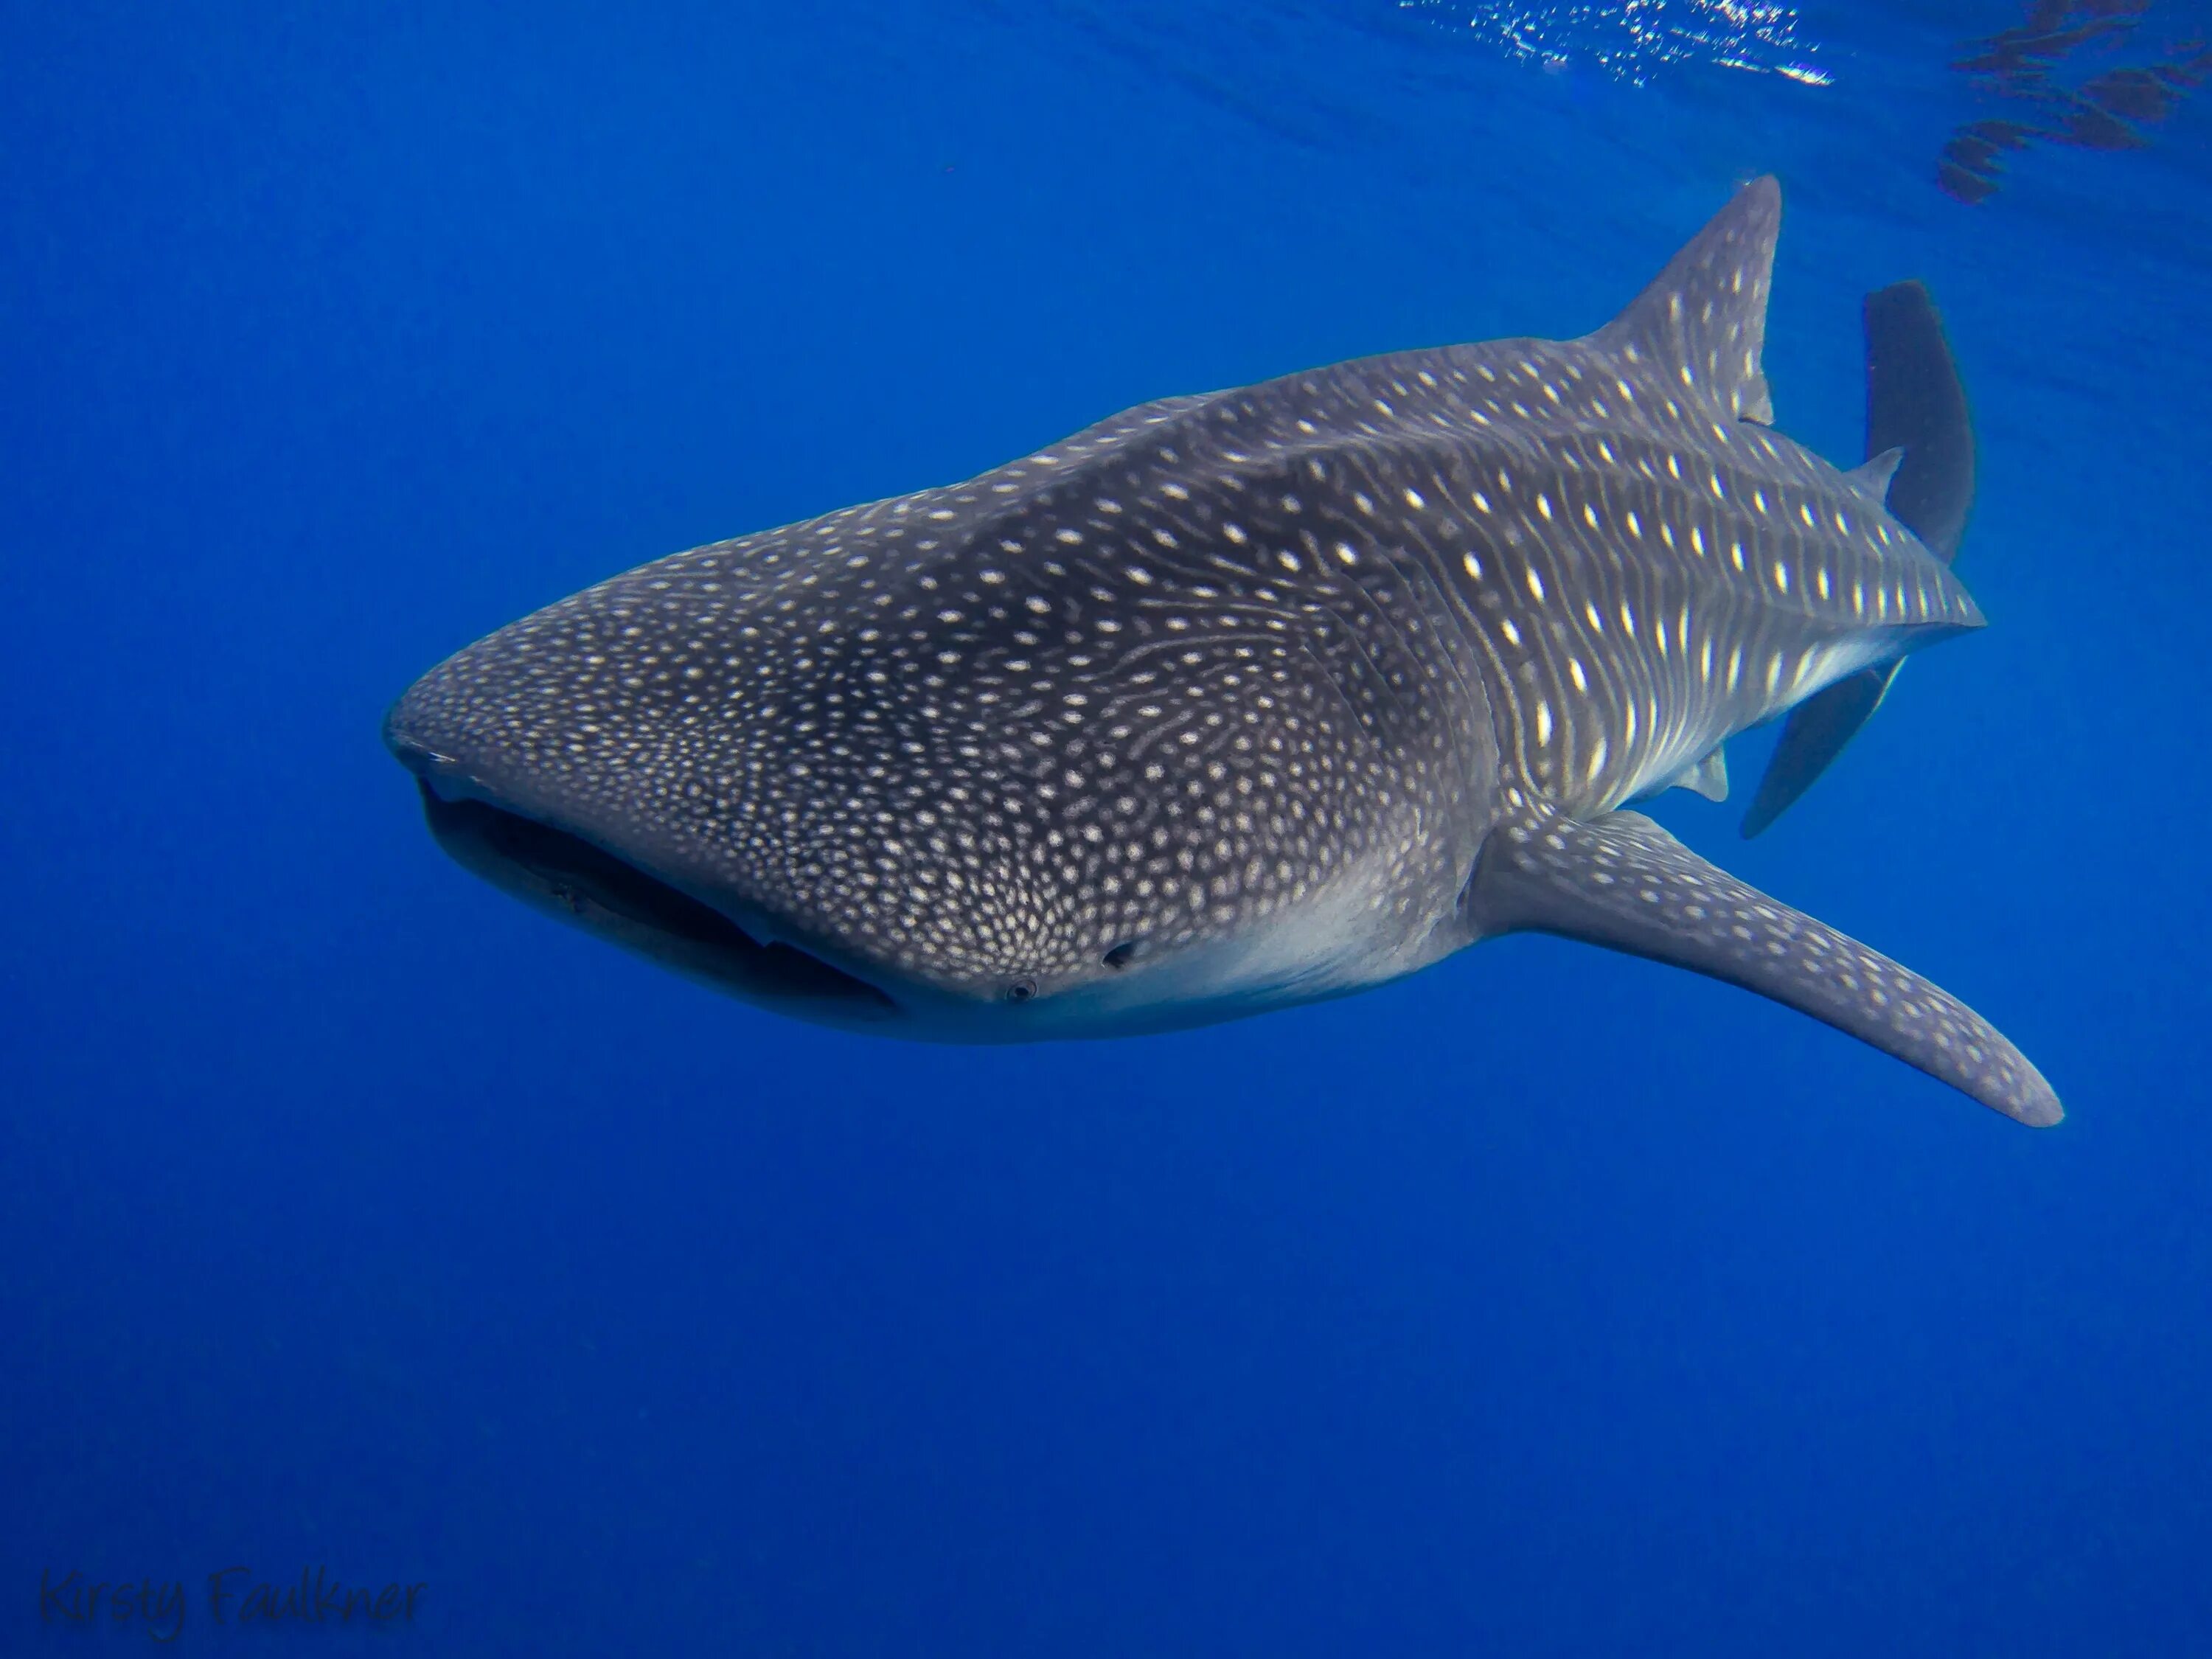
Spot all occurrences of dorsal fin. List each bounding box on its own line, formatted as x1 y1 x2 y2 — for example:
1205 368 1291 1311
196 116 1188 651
1846 446 1905 501
1590 176 1781 424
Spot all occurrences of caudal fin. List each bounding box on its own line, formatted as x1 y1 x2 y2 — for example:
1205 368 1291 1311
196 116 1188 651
1863 279 1975 561
1742 280 1978 838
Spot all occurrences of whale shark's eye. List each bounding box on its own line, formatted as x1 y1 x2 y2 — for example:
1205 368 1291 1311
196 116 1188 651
1102 940 1141 970
1004 978 1037 1004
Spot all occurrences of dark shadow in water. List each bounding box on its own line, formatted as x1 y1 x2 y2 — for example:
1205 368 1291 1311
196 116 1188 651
1941 0 2210 201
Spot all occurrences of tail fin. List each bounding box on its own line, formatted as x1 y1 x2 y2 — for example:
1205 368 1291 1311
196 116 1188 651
1863 279 1975 561
1741 281 1977 838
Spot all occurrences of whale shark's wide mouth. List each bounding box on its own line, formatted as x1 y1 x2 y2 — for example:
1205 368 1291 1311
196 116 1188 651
414 787 897 1017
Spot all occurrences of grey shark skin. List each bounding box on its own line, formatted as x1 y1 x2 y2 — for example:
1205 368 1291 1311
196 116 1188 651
386 178 2060 1126
1741 279 1978 838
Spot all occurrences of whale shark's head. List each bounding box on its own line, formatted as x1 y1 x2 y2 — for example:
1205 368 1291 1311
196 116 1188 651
384 430 1487 1039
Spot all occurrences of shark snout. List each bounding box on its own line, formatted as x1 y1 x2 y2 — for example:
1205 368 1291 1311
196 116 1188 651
381 662 498 793
383 714 470 791
382 653 916 1026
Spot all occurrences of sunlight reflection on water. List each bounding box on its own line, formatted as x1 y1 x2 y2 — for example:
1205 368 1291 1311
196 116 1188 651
1396 0 1829 85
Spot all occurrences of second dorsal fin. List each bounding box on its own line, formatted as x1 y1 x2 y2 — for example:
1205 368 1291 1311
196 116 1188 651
1846 447 1905 501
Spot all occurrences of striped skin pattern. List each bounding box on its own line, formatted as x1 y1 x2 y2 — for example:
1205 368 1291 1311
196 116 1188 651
386 178 2058 1124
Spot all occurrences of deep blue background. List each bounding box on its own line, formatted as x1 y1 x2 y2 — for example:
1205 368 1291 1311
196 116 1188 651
6 2 2209 1652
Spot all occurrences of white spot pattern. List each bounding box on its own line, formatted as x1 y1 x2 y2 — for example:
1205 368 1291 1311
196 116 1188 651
384 177 2030 1121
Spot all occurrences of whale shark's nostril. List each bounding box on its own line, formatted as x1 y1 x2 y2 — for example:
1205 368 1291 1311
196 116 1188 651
386 733 455 778
382 697 465 781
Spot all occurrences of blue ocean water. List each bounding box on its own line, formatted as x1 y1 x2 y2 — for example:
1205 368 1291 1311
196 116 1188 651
5 1 2208 1652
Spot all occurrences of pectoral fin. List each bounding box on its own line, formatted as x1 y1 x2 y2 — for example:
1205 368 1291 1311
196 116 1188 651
1465 805 2059 1125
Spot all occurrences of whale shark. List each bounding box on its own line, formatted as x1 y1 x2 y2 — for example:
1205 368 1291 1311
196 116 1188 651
385 177 2059 1126
1739 278 1978 839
